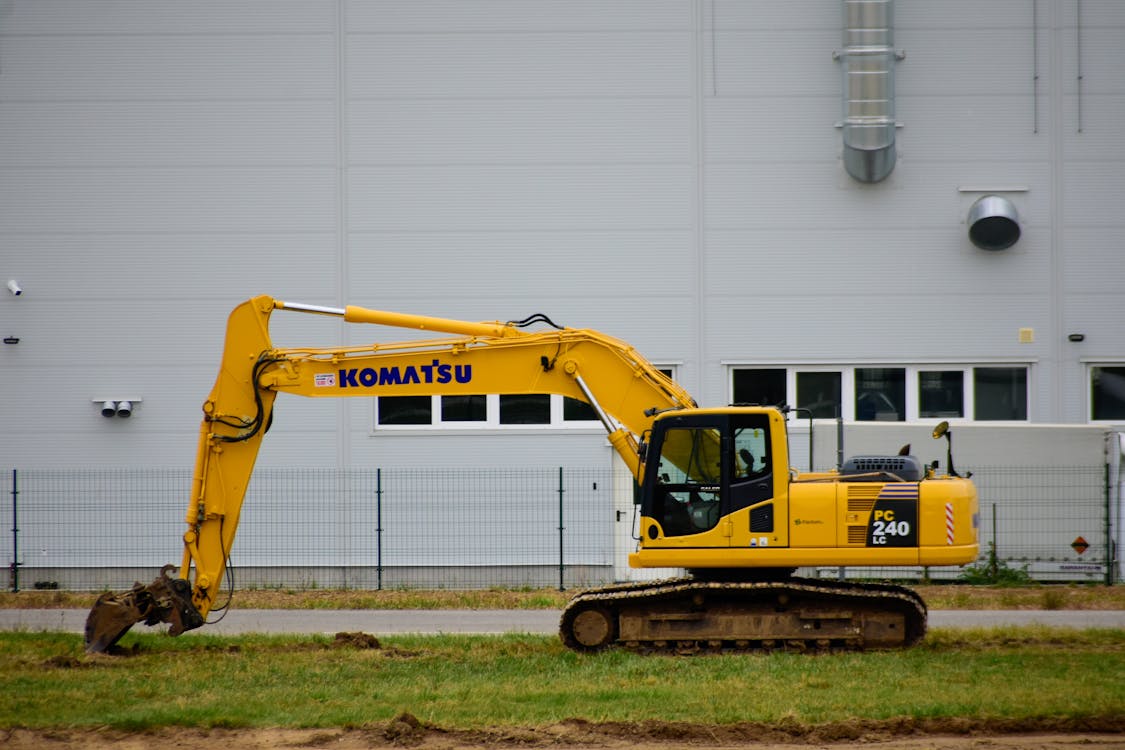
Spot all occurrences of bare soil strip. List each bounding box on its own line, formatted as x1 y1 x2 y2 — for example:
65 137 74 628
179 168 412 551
5 716 1125 749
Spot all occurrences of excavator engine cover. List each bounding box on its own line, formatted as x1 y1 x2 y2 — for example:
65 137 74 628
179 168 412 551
840 455 924 481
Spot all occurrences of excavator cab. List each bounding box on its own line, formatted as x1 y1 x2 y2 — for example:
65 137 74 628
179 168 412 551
637 408 782 550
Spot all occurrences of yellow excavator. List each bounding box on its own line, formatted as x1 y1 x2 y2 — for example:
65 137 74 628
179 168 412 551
85 295 978 654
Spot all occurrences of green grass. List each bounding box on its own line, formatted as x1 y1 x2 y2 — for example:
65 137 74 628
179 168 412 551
1 629 1122 731
6 583 1125 611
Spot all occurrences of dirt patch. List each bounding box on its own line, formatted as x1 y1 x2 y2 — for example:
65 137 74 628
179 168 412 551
71 631 418 659
332 630 382 648
3 717 1124 750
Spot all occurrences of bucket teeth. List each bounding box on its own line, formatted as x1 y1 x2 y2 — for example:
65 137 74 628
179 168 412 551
84 566 204 653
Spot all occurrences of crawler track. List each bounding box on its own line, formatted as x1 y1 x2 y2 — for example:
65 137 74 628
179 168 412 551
559 577 926 654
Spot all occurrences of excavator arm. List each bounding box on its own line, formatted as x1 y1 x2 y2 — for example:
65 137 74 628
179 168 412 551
85 295 696 652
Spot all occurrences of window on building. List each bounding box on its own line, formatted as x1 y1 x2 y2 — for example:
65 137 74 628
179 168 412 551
499 394 551 424
973 367 1027 420
732 368 786 406
729 364 1028 422
563 396 599 422
377 395 432 425
919 370 964 418
855 368 905 421
796 371 841 418
1091 366 1125 421
441 395 487 422
376 366 676 428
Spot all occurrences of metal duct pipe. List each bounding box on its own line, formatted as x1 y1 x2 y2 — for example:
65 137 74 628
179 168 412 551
840 0 897 183
967 195 1021 250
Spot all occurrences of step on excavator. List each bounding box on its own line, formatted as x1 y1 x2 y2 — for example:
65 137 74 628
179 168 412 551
85 296 978 654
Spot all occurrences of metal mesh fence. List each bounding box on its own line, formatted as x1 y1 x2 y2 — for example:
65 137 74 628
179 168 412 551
3 466 614 591
969 465 1110 577
10 469 191 568
822 463 1113 582
2 463 1114 590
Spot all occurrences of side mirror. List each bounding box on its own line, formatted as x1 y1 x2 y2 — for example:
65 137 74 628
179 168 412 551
931 421 959 477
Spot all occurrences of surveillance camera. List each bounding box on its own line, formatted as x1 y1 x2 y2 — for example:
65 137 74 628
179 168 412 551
6 280 21 296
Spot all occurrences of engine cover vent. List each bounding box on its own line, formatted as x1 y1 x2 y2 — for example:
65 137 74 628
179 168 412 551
840 455 923 482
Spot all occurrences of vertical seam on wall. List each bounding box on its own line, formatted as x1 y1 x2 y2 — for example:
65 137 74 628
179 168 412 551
693 0 708 404
336 0 352 470
1047 0 1064 423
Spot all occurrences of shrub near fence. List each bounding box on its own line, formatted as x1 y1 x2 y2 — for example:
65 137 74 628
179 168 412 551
3 464 1116 591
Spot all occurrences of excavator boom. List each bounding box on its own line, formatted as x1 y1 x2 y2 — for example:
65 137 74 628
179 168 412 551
85 296 695 652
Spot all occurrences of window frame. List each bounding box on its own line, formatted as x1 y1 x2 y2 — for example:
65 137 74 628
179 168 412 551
373 365 678 431
726 363 1031 423
1088 362 1125 423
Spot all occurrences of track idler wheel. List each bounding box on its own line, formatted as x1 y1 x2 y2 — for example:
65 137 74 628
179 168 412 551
560 603 617 652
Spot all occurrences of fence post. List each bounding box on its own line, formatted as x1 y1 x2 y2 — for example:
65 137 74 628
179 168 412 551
9 469 17 593
376 468 383 591
1106 461 1114 586
558 467 565 592
989 503 998 579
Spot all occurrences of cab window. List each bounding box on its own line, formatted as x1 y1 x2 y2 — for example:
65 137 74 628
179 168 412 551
733 424 769 480
651 426 722 537
730 415 774 512
657 427 722 485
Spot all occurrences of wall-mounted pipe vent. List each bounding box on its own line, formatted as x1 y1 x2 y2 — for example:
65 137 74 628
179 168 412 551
840 0 897 183
967 195 1021 251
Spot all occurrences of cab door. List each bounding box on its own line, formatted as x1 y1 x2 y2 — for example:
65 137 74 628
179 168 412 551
727 413 788 549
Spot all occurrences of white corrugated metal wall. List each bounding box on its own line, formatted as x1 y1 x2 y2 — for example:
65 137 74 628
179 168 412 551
1 0 1123 473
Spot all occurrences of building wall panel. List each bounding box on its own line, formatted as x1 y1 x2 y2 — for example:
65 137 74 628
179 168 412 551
705 97 840 162
706 290 1050 365
705 161 1050 231
345 1 690 33
0 36 336 101
1 0 1124 481
0 1 335 34
349 99 691 166
347 33 691 99
345 231 692 301
0 169 337 234
0 102 337 168
347 165 692 233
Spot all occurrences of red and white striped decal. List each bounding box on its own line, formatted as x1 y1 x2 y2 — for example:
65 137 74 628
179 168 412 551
945 502 955 545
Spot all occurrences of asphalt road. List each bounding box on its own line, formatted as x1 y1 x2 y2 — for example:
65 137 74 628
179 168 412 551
3 608 1125 638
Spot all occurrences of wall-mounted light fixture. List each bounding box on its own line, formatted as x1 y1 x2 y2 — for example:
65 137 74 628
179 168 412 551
1068 333 1086 342
94 398 142 418
2 336 18 345
7 280 22 296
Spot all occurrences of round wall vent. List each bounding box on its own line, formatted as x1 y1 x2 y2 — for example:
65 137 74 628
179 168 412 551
967 195 1021 251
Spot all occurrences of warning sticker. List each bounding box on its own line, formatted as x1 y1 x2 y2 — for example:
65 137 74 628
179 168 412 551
1071 536 1089 555
314 373 336 388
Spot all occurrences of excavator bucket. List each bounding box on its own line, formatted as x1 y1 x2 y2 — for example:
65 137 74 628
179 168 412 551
84 565 205 653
